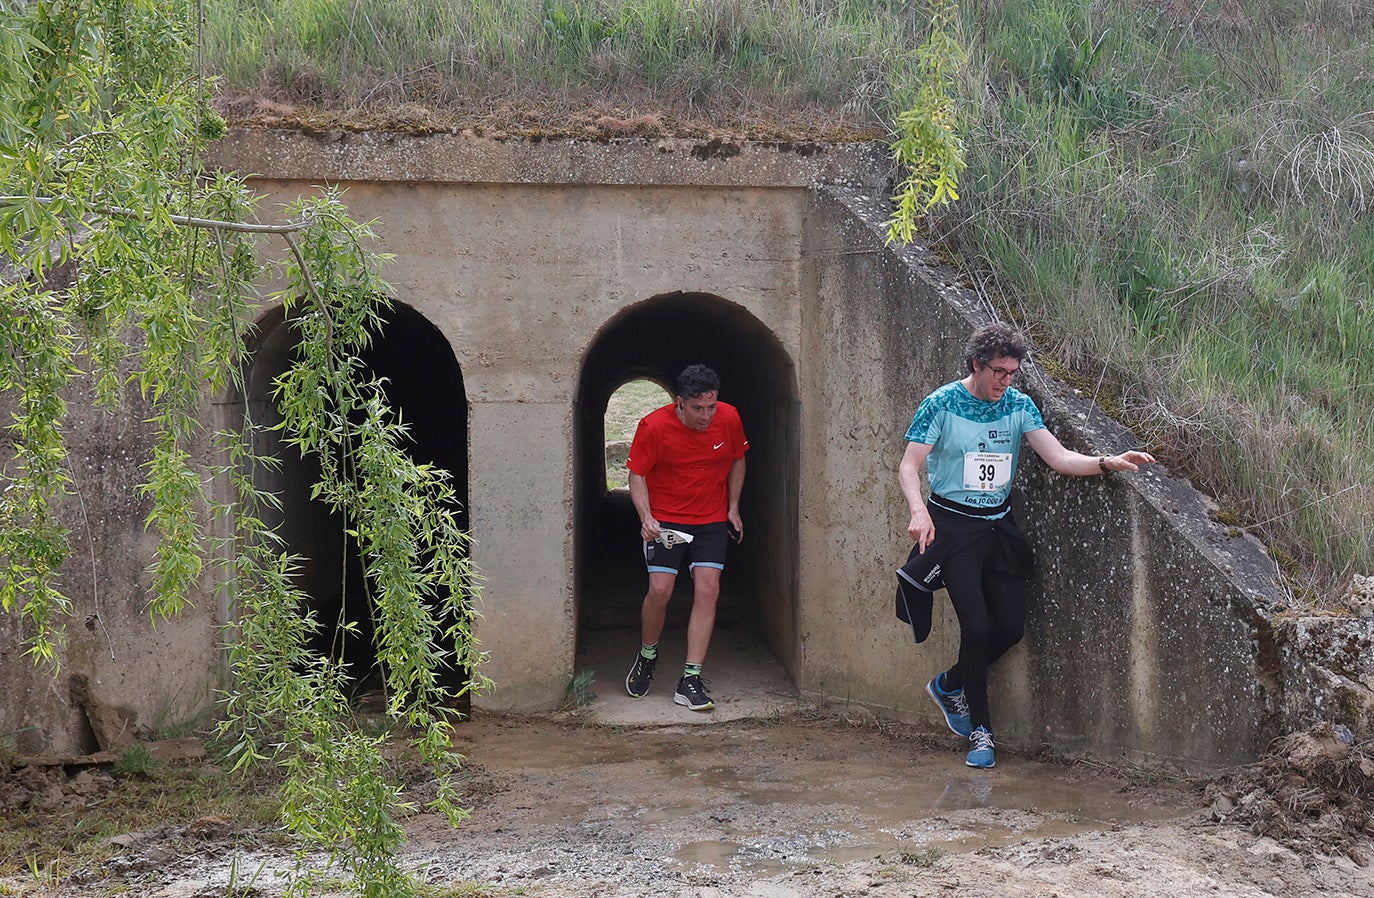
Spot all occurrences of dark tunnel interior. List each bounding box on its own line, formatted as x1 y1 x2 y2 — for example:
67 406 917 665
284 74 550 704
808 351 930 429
246 302 468 693
573 291 800 678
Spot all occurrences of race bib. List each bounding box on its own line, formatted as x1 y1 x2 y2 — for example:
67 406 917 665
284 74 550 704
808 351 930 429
963 451 1012 491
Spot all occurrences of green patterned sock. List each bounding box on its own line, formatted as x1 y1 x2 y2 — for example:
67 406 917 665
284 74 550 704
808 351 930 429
683 662 702 679
639 643 658 660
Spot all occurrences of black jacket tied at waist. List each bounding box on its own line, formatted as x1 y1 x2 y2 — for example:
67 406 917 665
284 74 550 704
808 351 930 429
895 495 1036 643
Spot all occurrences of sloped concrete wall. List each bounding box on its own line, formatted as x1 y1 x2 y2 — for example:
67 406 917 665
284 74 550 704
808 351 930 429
796 188 975 719
798 186 1296 767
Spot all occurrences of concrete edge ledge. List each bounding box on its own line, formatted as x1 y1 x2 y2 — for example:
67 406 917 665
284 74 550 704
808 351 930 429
205 127 891 190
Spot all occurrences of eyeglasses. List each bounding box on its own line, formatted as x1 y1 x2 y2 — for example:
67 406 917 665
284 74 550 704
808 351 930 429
984 364 1019 381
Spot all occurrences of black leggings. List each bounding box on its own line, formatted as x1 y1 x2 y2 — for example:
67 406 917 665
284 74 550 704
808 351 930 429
939 530 1029 733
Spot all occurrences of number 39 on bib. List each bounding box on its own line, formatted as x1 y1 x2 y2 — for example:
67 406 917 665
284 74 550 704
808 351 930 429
963 451 1012 491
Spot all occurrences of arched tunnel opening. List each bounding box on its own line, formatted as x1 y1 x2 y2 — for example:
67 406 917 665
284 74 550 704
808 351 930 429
244 302 469 697
573 291 800 692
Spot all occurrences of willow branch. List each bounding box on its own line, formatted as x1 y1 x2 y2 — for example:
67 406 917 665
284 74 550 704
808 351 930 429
0 196 314 234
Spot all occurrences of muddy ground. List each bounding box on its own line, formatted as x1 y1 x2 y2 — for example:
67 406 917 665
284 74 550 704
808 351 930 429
5 711 1373 897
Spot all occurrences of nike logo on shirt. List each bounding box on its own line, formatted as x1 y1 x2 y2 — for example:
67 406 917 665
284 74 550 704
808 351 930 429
713 442 725 449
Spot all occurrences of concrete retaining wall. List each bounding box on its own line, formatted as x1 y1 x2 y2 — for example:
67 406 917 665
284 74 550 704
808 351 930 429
1 129 1333 768
0 363 221 757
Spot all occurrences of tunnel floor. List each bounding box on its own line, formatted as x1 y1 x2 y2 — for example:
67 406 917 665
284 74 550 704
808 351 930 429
576 620 799 726
575 529 796 726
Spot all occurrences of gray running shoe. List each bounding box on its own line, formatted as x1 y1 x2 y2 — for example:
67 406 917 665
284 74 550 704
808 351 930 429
673 674 715 711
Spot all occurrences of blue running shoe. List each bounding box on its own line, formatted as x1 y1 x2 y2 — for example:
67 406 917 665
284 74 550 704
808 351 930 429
926 673 972 738
966 726 996 769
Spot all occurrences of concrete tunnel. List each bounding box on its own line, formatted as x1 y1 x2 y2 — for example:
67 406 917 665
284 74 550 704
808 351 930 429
572 291 801 684
243 301 469 692
245 290 800 699
3 131 1291 764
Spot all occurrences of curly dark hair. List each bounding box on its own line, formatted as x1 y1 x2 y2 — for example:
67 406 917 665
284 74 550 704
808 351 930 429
675 363 720 399
964 322 1031 374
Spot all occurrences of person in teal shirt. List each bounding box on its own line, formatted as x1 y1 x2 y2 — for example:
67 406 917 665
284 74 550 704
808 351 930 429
897 322 1156 768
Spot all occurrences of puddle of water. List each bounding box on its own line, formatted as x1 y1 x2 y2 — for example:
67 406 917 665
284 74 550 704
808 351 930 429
662 762 1188 874
639 804 699 825
675 839 741 870
682 767 1165 827
453 724 694 769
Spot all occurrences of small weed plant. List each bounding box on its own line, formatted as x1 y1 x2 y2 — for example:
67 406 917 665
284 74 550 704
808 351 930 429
563 668 597 708
113 744 158 778
899 845 945 867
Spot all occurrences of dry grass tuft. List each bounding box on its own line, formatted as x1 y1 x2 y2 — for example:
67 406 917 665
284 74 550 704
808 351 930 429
1252 108 1374 212
212 91 882 143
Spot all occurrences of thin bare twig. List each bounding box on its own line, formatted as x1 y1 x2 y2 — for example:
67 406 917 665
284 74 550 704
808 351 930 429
1249 483 1362 530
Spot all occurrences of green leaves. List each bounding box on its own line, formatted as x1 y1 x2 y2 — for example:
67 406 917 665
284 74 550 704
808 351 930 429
3 3 485 895
273 188 487 722
211 191 487 894
886 0 968 245
0 285 76 665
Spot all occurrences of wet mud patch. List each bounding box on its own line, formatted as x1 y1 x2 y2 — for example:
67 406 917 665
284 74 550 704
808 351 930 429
406 712 1193 886
6 713 1374 897
394 712 1374 897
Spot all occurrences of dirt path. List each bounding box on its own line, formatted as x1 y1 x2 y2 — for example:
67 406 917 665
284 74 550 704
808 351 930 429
404 713 1372 897
62 711 1373 898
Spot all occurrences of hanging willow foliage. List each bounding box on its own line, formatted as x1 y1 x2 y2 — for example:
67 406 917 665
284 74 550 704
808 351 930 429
886 0 968 245
1 3 485 896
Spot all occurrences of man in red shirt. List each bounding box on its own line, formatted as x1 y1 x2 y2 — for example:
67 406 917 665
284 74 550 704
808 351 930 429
623 364 748 710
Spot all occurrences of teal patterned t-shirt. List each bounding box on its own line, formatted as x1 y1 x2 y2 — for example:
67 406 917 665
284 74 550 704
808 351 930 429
904 381 1046 515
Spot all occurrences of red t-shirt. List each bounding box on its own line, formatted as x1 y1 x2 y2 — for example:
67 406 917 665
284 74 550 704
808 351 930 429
627 402 749 524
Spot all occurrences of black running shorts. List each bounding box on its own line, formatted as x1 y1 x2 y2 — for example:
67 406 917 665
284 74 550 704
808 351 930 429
643 521 730 575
